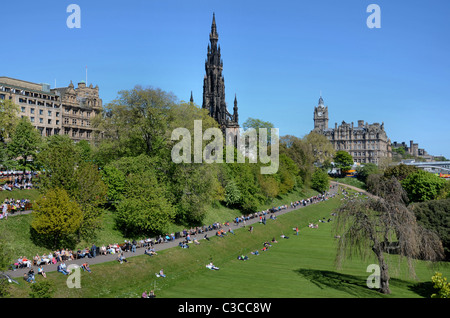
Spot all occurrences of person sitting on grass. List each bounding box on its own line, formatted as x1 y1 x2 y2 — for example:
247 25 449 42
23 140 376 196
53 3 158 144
237 255 249 261
156 269 166 278
57 262 69 275
24 269 35 283
118 252 128 264
251 250 259 255
81 262 91 273
144 247 157 256
38 265 47 278
179 241 189 249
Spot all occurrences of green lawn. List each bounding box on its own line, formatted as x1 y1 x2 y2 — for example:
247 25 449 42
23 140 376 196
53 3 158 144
333 177 366 190
7 196 449 298
0 187 319 262
0 189 40 203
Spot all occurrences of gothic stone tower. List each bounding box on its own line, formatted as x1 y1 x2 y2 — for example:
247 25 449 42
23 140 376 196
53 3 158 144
313 96 329 131
202 13 239 134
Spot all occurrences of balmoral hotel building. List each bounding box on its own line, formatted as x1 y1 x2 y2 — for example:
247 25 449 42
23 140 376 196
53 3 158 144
0 76 102 142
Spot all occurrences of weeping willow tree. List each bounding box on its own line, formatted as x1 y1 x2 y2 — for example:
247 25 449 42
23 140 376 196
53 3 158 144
333 177 444 294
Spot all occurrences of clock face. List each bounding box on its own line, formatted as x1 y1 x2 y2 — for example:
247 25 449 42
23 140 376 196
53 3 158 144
318 112 323 117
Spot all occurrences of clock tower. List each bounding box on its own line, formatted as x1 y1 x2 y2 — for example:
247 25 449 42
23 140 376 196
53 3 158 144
313 96 329 131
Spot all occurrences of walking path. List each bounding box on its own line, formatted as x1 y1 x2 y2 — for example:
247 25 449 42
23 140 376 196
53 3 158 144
5 183 359 278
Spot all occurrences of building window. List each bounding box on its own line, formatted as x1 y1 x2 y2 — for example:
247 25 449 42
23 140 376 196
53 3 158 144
30 117 35 123
21 107 25 113
48 110 52 116
39 109 43 115
64 118 69 124
48 119 52 124
39 118 43 123
72 119 77 125
30 108 35 114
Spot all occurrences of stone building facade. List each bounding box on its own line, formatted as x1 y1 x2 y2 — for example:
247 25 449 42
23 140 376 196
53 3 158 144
0 76 101 142
312 96 392 164
54 81 102 142
391 140 431 160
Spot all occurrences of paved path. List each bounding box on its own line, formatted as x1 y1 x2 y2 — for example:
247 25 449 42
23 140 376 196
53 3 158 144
6 185 345 278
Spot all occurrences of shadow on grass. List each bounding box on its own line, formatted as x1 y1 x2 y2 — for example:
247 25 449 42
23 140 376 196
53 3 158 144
407 281 434 298
295 268 385 298
296 268 434 298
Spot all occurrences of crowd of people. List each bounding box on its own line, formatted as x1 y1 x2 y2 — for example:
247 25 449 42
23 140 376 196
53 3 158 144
0 171 37 192
14 187 340 293
1 198 32 220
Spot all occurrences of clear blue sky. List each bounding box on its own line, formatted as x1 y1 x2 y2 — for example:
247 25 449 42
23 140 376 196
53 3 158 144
2 0 449 158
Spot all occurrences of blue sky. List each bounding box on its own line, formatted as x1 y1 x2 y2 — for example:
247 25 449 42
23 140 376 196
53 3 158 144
2 0 449 158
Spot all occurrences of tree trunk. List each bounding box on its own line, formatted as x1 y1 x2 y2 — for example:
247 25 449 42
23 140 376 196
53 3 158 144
374 245 391 294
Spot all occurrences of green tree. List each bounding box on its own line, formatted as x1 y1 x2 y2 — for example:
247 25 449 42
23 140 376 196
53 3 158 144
7 117 42 169
29 281 55 298
401 170 446 202
32 188 83 249
437 180 450 200
224 179 241 207
242 117 275 145
280 135 315 186
37 135 79 194
334 177 444 294
116 170 175 237
75 139 93 163
72 162 108 241
0 99 19 142
431 272 450 298
38 135 107 242
93 86 177 162
311 168 330 193
412 198 450 260
383 163 419 181
356 163 379 183
0 235 13 297
101 164 126 204
333 151 353 174
304 131 335 166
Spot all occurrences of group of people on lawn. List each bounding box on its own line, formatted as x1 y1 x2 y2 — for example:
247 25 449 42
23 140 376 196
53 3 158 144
1 198 32 220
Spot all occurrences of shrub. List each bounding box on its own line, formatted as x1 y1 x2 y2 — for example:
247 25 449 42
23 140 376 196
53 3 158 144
431 272 450 298
29 280 55 298
311 169 329 193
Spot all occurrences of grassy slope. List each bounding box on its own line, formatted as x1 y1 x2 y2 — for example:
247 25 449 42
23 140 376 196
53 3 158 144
0 187 319 259
0 189 40 203
8 195 450 298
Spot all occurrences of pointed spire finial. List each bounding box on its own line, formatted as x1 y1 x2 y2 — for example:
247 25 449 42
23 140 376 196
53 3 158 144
190 91 194 103
210 12 218 42
318 94 324 106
